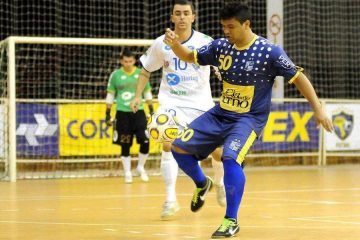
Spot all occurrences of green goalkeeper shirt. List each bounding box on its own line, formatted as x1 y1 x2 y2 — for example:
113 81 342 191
107 67 151 112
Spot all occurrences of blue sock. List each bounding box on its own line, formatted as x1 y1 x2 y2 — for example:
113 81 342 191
171 150 206 188
223 159 246 220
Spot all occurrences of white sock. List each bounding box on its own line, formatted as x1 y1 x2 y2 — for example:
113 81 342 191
137 152 148 172
211 157 224 186
160 150 178 203
121 156 132 173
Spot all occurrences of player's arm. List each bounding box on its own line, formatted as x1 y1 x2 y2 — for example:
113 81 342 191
130 68 151 112
143 89 154 116
105 91 115 126
293 72 334 132
164 28 195 63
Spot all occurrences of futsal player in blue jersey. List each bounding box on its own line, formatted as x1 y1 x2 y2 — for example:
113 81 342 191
164 2 334 239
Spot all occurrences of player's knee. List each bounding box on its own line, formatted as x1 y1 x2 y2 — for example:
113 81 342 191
171 144 189 154
211 147 223 161
162 141 172 152
139 142 149 154
121 143 131 157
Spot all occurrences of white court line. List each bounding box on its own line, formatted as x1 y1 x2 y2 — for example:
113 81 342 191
0 220 359 229
289 217 360 225
247 196 360 205
0 188 359 202
294 214 360 219
36 208 56 211
246 187 360 194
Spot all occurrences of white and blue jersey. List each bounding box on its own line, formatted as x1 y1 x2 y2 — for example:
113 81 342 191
174 35 302 163
140 29 215 112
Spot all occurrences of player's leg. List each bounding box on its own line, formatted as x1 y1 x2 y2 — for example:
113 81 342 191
160 141 180 220
210 147 226 207
211 119 257 238
120 143 133 184
134 110 150 182
155 107 181 219
176 107 226 207
171 110 222 212
114 111 134 183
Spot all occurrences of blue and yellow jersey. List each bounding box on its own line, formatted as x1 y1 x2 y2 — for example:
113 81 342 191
195 35 302 132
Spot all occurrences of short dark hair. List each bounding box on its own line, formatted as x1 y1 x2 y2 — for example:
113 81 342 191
220 2 252 24
120 48 135 59
172 0 195 13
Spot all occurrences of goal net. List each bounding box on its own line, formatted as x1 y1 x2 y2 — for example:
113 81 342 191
1 37 163 181
1 0 359 181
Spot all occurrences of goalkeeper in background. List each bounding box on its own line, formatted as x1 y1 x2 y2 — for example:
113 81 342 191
105 48 154 184
130 0 226 220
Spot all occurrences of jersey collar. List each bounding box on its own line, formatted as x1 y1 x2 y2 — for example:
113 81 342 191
233 35 258 51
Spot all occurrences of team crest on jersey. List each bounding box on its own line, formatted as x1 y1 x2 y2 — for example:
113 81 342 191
198 43 211 53
332 110 354 140
229 139 242 151
244 61 254 71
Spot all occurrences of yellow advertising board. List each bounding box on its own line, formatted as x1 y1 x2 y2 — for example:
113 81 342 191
58 103 161 156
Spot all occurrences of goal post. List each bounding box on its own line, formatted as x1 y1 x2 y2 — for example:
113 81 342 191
2 36 154 182
1 36 360 182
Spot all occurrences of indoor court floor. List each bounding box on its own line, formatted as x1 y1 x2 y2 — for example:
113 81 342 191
1 164 360 240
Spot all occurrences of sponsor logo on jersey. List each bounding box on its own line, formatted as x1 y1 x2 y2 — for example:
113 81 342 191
170 90 187 96
278 55 295 69
166 74 199 86
121 91 133 101
220 82 254 113
166 73 181 86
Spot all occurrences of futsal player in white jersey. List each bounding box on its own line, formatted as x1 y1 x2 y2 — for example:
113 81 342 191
130 0 225 220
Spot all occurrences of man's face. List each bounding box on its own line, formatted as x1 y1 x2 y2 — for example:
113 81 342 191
120 56 136 71
171 4 195 30
220 18 249 44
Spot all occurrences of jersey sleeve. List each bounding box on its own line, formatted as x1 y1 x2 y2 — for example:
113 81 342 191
139 37 164 72
194 39 219 66
271 46 303 84
106 70 117 93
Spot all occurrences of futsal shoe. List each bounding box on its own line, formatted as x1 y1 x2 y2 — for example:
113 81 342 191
160 201 180 220
136 167 149 182
191 176 213 212
124 171 133 184
211 218 239 238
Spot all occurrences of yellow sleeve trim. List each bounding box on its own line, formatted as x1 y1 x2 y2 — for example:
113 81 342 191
236 131 257 165
288 66 304 84
193 50 199 65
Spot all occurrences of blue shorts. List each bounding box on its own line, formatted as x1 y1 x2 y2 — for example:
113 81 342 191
173 106 261 164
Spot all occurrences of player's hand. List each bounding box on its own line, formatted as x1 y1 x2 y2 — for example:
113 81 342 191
105 109 112 127
130 97 141 113
313 108 334 133
164 28 179 47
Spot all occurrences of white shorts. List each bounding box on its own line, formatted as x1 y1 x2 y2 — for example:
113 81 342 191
156 105 208 128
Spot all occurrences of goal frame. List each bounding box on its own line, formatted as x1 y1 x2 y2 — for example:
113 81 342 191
2 36 360 182
4 36 154 182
